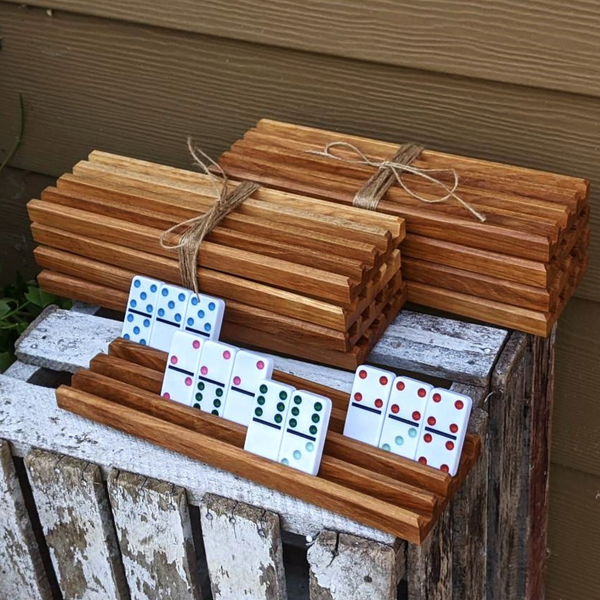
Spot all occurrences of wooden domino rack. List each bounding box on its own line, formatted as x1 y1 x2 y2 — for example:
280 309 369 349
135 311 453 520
218 119 590 336
55 337 481 544
26 150 408 370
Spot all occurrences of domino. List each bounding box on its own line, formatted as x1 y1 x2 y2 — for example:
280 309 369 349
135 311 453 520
244 379 295 461
192 340 238 416
160 331 205 406
183 293 225 340
222 350 274 425
378 376 433 459
343 365 395 446
122 276 162 345
414 387 473 476
149 283 192 352
278 390 332 476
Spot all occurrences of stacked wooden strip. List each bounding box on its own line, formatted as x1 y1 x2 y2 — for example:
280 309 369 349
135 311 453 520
218 120 590 335
27 151 407 370
55 337 481 543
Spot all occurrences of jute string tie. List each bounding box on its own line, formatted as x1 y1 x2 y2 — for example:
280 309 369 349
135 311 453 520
160 139 260 293
307 141 486 222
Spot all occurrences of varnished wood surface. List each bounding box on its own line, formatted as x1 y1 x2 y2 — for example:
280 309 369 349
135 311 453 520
3 0 599 97
1 4 599 301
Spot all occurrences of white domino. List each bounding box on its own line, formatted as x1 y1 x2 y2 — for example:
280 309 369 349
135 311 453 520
160 332 205 406
192 340 238 416
343 365 395 446
414 388 473 476
222 350 274 425
183 293 225 340
149 284 192 352
244 379 295 461
122 276 162 346
378 376 433 459
278 390 332 476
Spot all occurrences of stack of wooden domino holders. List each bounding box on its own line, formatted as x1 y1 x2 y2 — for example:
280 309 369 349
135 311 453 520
56 337 481 544
218 119 591 336
27 151 407 371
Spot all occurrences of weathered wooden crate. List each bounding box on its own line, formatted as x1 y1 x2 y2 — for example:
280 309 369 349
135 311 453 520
0 302 555 600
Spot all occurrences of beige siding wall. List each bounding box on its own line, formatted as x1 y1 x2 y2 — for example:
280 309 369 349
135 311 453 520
0 3 597 596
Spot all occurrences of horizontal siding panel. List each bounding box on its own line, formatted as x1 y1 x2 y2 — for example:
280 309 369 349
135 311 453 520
0 3 598 300
547 464 600 600
2 0 600 98
552 298 600 477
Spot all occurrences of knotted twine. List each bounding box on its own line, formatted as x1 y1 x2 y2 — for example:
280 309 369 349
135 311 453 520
159 139 260 293
307 141 486 222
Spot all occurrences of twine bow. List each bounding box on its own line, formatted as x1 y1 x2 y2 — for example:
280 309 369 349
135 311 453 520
160 138 260 293
307 141 486 222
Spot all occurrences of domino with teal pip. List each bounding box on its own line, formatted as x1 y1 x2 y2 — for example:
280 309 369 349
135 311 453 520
192 340 238 416
278 390 332 476
183 294 225 340
122 276 161 346
222 350 274 425
378 376 433 460
244 379 295 461
160 331 204 406
149 284 192 352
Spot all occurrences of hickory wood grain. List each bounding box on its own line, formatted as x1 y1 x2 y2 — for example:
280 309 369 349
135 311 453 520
3 0 600 98
69 367 444 518
2 4 599 303
56 385 428 542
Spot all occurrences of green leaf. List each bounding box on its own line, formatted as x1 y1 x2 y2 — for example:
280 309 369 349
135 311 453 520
16 321 29 335
25 285 57 308
0 299 13 318
0 351 15 373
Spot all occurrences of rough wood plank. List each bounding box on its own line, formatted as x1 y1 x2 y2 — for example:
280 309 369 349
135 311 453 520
406 508 453 600
0 374 395 543
200 494 287 600
24 449 129 599
15 307 508 387
107 470 201 600
2 0 599 97
307 530 401 600
369 311 507 386
1 3 598 301
15 306 122 372
0 440 52 600
448 384 489 600
487 331 530 600
526 327 556 600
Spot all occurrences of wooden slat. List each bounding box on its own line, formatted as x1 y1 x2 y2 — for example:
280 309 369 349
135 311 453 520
24 449 129 599
307 530 400 600
107 470 202 600
0 440 53 600
70 367 442 516
28 199 357 304
57 386 427 542
2 3 599 301
200 494 287 600
3 0 600 97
